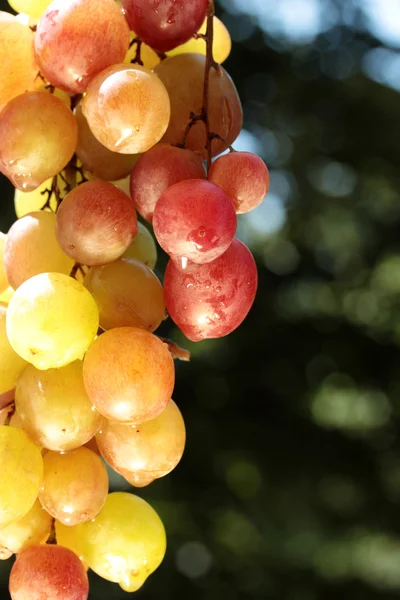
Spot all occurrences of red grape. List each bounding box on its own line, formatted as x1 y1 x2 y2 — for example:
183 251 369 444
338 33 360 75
122 0 207 53
34 0 130 93
153 179 236 267
164 238 258 341
9 544 88 600
56 181 138 266
130 144 206 223
209 152 270 214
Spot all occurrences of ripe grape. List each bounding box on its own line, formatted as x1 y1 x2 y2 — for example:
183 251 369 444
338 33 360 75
84 258 165 332
153 179 237 267
9 544 89 600
155 54 242 158
0 500 52 555
8 0 53 18
83 327 175 423
55 521 87 568
34 0 129 94
39 447 108 525
82 64 170 154
209 151 270 213
0 426 43 529
77 492 166 592
0 92 78 191
122 222 157 270
96 399 185 487
164 238 258 341
0 233 8 294
0 304 28 395
0 286 13 304
74 103 139 181
130 143 206 223
122 0 207 53
4 212 74 289
56 181 138 266
15 361 103 451
167 16 232 64
14 178 58 217
0 13 37 111
6 273 99 370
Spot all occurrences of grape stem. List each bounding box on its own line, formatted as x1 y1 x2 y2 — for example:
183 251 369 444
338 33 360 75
40 175 62 211
129 38 144 66
46 519 57 545
2 402 15 427
160 338 191 362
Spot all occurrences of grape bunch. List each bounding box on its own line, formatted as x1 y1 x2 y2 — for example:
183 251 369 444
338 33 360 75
0 0 270 598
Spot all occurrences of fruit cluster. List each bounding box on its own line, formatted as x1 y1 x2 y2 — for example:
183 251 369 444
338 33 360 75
0 0 269 598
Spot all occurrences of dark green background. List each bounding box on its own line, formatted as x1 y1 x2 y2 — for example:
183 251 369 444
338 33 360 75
2 1 400 598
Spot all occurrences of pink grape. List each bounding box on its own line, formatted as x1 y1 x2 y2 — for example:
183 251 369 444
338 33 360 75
34 0 129 93
0 92 77 192
56 180 138 266
122 0 207 53
208 152 270 214
9 544 88 600
164 238 258 341
153 179 237 267
130 144 206 223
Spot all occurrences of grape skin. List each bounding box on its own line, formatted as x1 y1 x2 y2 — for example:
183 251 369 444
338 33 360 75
14 178 59 217
0 233 8 294
8 0 53 18
122 222 157 270
0 500 52 556
167 16 232 64
0 304 28 395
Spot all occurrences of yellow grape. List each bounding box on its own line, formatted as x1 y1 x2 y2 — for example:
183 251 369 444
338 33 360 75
15 361 103 451
0 233 8 294
0 286 13 305
96 399 186 487
14 178 58 217
82 64 170 154
167 16 231 64
0 303 28 395
78 492 166 592
4 212 74 290
84 257 165 332
0 499 52 555
33 84 71 107
8 0 53 18
0 12 37 111
0 426 43 528
55 521 87 568
111 175 131 196
6 273 99 370
124 32 160 70
39 447 108 525
122 222 157 269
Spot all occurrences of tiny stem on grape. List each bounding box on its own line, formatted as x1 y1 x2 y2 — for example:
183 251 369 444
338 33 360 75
129 38 144 66
70 263 81 279
40 175 62 211
159 337 191 361
46 519 57 545
2 402 15 426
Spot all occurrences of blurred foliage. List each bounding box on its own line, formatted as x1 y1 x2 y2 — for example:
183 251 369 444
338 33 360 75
2 0 400 598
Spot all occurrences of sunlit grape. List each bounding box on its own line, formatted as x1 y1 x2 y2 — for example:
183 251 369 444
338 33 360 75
74 103 139 181
56 181 138 266
39 448 108 525
83 327 175 423
164 238 258 341
4 212 74 289
122 222 157 270
167 16 231 64
0 304 28 395
97 400 185 487
155 54 242 158
8 0 53 18
14 178 58 217
0 233 8 294
16 361 103 451
209 151 270 213
153 179 237 266
9 544 89 600
55 521 87 568
0 500 52 555
0 13 37 111
130 143 206 223
0 92 78 192
0 286 13 305
84 258 165 332
77 492 166 592
7 273 99 370
82 64 170 154
0 426 43 529
34 0 129 94
122 0 207 52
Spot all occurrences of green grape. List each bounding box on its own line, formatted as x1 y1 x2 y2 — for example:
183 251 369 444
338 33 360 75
14 178 58 218
0 426 43 528
122 222 157 270
0 233 8 294
78 492 166 592
16 361 103 451
6 273 99 370
0 303 28 395
0 286 13 304
8 0 53 18
0 499 52 555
